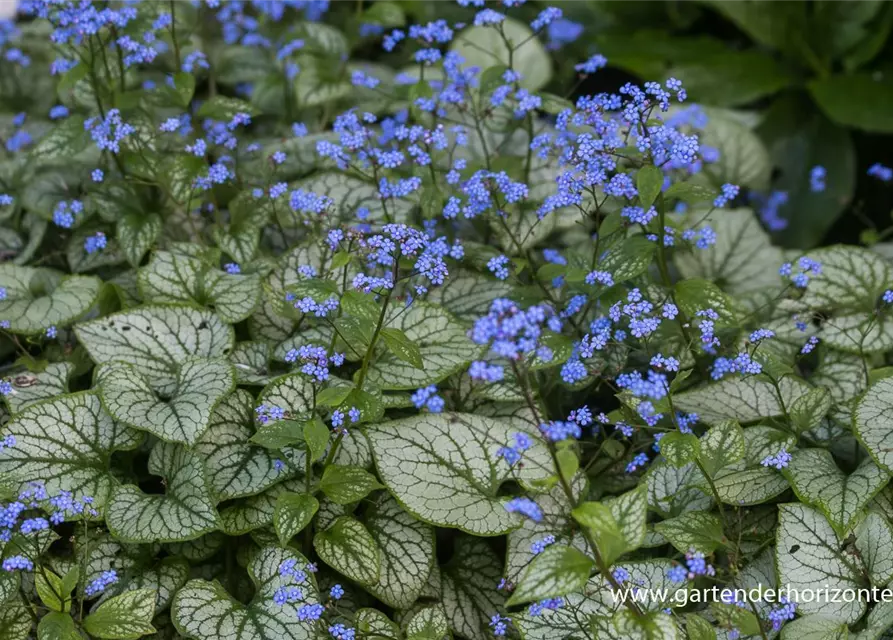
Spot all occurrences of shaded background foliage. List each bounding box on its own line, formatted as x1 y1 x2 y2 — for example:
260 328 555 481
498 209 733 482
421 0 893 249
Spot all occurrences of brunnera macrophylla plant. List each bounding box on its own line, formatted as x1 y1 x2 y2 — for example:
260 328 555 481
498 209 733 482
2 2 893 640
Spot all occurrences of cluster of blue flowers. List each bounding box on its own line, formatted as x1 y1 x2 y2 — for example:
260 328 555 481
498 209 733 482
410 385 444 413
284 345 343 383
761 448 792 470
469 299 561 382
666 550 716 583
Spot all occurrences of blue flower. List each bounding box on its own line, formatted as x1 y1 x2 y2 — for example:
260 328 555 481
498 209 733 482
505 497 543 522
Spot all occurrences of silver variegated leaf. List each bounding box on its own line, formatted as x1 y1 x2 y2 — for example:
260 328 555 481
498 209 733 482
0 265 101 334
95 557 190 615
196 389 286 501
365 302 481 390
257 373 315 422
138 251 262 323
171 547 319 640
219 480 304 536
439 536 505 640
645 462 711 518
784 448 889 536
106 442 220 543
1 362 73 415
0 391 141 513
855 512 893 587
314 515 381 586
426 269 512 324
776 503 865 623
365 412 552 535
799 246 892 311
75 305 234 395
675 208 783 295
855 377 893 473
99 358 235 445
673 376 811 424
364 493 435 609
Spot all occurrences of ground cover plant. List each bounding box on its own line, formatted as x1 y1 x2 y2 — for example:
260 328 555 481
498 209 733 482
2 1 893 640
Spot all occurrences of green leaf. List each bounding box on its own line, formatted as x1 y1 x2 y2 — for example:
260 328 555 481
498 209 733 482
365 412 551 535
117 213 161 267
95 557 189 615
405 605 449 640
36 570 68 612
697 420 745 478
83 588 156 639
315 385 352 408
636 165 663 209
571 502 628 566
451 17 552 92
776 503 865 623
789 387 832 434
380 327 424 370
340 290 378 322
250 419 306 449
654 512 725 554
106 442 220 543
99 358 235 445
37 612 77 640
663 181 717 204
314 516 381 586
196 389 285 501
29 116 90 165
684 615 716 640
139 251 262 323
0 265 101 335
366 302 480 390
809 74 893 133
668 50 790 107
171 546 319 640
320 465 383 505
757 95 856 248
0 392 140 513
599 235 657 283
855 511 893 587
364 493 435 609
675 279 737 324
611 609 677 640
704 0 805 54
659 432 700 468
274 493 319 546
506 545 593 606
196 95 258 120
784 448 890 536
75 305 234 395
303 416 330 462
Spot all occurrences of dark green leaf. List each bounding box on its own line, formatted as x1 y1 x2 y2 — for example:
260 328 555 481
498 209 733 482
380 328 424 370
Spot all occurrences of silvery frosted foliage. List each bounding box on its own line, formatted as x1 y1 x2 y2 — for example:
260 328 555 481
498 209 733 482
0 2 891 640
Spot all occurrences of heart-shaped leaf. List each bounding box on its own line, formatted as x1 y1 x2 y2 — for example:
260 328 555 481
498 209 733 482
99 358 235 445
106 442 220 543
